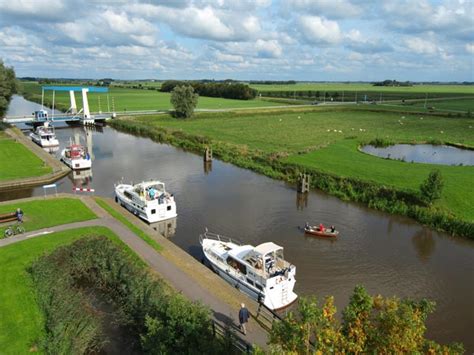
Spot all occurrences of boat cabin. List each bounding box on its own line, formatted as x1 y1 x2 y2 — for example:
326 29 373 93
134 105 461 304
134 182 166 202
34 110 49 121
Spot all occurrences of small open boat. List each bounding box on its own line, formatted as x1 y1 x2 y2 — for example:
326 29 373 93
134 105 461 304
304 225 339 237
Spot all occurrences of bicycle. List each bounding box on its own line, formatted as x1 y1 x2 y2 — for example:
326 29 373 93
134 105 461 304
4 223 25 238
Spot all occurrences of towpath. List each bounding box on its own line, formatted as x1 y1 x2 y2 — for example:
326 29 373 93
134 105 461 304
0 196 270 350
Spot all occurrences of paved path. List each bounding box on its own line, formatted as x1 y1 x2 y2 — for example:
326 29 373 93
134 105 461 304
0 198 270 349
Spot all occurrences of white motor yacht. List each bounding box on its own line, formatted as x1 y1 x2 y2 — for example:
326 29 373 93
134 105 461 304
60 143 92 170
200 229 298 311
30 121 59 148
114 180 177 223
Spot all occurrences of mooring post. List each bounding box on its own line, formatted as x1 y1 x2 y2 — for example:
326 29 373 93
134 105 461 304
297 173 310 193
204 147 213 162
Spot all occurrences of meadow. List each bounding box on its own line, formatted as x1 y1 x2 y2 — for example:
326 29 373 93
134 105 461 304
0 134 52 181
0 227 134 354
20 82 279 112
122 108 474 222
0 198 97 237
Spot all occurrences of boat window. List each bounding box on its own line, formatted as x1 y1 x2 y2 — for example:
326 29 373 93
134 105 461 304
167 206 171 211
151 209 156 214
226 257 247 275
246 278 254 286
255 283 263 291
276 249 284 260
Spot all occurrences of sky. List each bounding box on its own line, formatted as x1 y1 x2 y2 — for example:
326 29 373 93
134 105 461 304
0 0 472 81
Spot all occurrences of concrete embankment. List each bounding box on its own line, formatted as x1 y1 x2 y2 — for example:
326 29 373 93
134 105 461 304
0 128 70 192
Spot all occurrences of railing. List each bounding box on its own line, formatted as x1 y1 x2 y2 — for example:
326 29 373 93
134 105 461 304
199 228 243 246
212 320 252 353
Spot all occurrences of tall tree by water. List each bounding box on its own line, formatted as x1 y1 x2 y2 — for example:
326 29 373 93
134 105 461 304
170 85 199 118
0 59 17 117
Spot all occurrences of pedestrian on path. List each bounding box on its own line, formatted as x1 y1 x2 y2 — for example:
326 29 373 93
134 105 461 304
239 303 249 335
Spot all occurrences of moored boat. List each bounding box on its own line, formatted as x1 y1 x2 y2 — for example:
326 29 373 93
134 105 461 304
30 121 59 147
200 229 298 311
114 180 177 223
60 143 92 170
304 225 339 237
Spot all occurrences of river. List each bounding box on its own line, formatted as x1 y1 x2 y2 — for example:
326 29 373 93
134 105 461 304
3 96 474 350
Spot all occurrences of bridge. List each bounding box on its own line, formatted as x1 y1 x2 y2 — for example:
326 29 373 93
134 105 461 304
3 86 114 126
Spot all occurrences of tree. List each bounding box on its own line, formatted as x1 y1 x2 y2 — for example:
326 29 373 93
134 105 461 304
420 170 444 204
170 85 198 118
268 286 463 353
0 59 17 118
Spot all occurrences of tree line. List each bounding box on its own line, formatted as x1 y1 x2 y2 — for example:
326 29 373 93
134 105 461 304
0 59 17 118
161 80 257 100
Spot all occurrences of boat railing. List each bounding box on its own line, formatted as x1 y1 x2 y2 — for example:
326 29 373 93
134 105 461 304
199 228 242 246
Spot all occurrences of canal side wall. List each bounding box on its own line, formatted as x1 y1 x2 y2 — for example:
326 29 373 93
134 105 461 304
0 128 70 192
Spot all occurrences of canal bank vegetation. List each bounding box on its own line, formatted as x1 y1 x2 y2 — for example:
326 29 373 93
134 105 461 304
30 236 235 354
0 227 127 353
267 286 463 353
0 59 17 117
0 198 96 238
110 109 474 238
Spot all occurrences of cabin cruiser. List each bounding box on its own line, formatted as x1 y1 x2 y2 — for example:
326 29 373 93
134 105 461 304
114 180 177 223
30 121 59 148
200 229 298 310
60 143 92 170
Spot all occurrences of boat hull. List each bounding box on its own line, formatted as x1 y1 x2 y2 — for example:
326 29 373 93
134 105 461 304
304 227 339 237
30 133 59 148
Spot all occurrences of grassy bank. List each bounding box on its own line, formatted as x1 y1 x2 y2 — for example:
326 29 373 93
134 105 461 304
0 226 129 354
0 198 96 237
94 197 163 252
110 109 474 238
0 134 51 181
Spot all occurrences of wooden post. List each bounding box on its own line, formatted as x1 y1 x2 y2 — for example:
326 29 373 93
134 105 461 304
204 147 213 162
297 173 310 193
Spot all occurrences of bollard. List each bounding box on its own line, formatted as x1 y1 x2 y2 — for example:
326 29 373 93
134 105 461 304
297 173 310 193
204 147 213 162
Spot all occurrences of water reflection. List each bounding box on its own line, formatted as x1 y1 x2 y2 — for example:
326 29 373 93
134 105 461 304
43 146 59 154
412 228 436 263
296 192 308 210
69 169 93 187
149 217 177 238
203 161 212 175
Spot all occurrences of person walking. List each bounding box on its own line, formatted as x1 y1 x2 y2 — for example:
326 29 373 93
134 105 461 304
239 303 249 335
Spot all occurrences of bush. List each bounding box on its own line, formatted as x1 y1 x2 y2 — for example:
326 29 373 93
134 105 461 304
420 170 444 204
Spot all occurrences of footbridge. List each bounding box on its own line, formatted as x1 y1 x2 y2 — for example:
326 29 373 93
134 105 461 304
3 86 113 126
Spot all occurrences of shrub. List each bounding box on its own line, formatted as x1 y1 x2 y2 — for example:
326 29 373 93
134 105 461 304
420 170 444 204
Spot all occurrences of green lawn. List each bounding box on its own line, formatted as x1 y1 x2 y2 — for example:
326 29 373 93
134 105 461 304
0 198 96 237
286 140 474 221
20 82 279 112
0 226 138 354
94 197 162 252
0 138 51 181
127 109 474 221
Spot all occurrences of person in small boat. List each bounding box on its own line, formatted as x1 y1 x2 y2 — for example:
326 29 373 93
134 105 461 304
305 222 310 230
319 223 324 231
330 225 335 233
148 188 156 200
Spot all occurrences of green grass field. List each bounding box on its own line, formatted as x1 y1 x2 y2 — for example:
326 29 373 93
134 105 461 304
387 98 474 112
128 109 474 221
0 137 51 181
20 82 279 112
250 82 474 94
0 226 136 354
0 198 96 237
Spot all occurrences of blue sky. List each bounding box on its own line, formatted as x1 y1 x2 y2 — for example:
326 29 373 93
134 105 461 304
0 0 472 81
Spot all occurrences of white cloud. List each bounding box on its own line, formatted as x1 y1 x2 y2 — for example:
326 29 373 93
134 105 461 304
288 0 360 18
466 43 474 54
299 16 342 45
405 37 438 54
255 39 282 58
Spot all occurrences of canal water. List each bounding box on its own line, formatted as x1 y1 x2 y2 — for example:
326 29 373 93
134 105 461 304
4 96 474 350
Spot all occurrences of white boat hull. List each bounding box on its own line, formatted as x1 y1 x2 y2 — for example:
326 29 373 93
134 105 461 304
30 133 59 147
115 184 177 223
202 238 298 311
60 150 92 170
